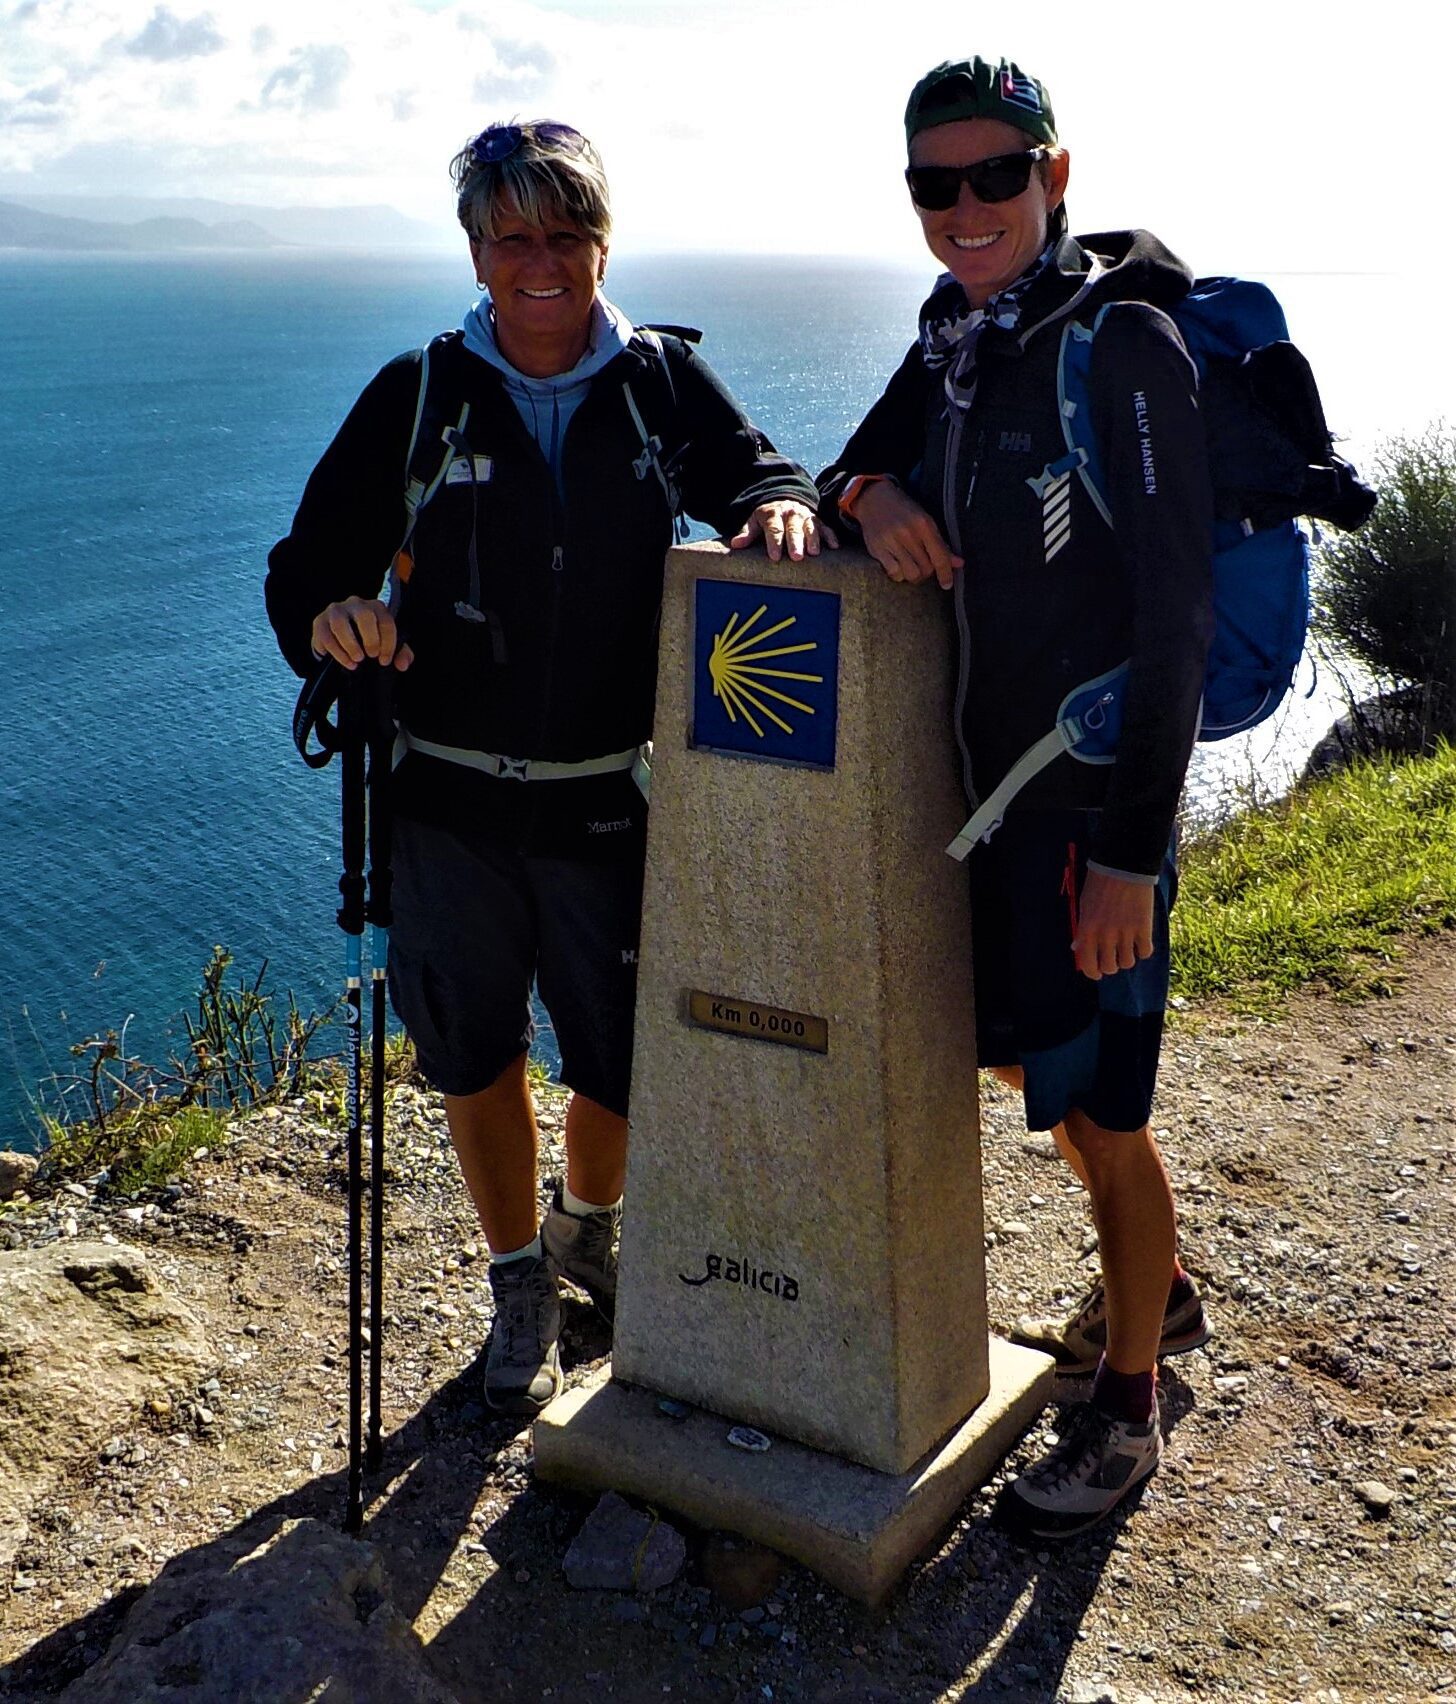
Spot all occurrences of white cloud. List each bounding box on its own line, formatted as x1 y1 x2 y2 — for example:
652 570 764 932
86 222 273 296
124 7 225 61
258 43 351 111
0 0 1449 267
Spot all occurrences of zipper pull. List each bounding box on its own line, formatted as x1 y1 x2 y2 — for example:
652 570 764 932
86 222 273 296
551 545 564 573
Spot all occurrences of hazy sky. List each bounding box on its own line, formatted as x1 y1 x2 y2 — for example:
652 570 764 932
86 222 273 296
2 0 1450 270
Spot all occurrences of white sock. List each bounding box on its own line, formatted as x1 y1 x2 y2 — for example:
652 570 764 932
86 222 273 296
489 1233 542 1265
561 1182 622 1217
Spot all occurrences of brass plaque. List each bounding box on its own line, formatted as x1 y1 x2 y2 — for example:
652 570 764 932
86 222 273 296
687 990 828 1054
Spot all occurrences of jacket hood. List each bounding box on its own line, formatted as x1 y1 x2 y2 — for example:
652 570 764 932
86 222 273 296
461 292 634 388
918 228 1194 355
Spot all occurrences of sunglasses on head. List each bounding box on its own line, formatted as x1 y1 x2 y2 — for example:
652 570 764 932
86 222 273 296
470 121 587 167
905 147 1049 211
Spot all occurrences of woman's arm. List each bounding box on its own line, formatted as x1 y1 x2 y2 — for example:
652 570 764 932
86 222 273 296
818 343 960 585
264 354 420 677
1085 301 1216 878
666 339 821 539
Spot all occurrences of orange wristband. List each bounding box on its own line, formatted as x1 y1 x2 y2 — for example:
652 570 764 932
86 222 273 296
837 473 893 519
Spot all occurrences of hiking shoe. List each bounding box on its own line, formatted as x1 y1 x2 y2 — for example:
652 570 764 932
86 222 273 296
1000 1398 1163 1539
542 1186 620 1322
484 1255 562 1418
1010 1275 1211 1377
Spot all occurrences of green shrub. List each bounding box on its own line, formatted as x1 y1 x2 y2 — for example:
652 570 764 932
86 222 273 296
1314 423 1456 745
33 950 334 1191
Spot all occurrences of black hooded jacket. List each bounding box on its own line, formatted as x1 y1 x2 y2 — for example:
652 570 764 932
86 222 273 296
820 230 1215 878
266 326 818 852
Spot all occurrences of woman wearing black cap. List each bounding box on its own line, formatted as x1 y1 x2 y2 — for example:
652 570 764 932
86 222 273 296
821 56 1214 1538
268 119 829 1420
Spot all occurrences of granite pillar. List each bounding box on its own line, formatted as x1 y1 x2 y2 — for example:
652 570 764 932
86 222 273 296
534 541 1052 1596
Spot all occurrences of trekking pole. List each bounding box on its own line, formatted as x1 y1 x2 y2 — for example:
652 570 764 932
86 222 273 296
334 669 369 1535
362 663 395 1473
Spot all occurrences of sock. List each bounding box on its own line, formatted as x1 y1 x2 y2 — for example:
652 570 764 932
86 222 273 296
489 1233 542 1266
561 1182 621 1217
1092 1357 1156 1425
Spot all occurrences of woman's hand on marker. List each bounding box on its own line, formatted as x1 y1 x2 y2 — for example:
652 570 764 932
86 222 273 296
855 482 962 589
310 597 414 672
729 501 839 563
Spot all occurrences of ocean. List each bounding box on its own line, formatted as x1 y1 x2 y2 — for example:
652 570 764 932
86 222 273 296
0 252 1445 1148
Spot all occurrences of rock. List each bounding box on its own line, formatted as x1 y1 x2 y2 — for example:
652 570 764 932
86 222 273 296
0 1243 211 1569
562 1491 686 1592
60 1518 457 1702
1304 686 1433 780
0 1150 38 1201
1352 1479 1397 1514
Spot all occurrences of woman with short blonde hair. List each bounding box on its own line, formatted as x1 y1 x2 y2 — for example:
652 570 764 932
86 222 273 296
268 117 831 1419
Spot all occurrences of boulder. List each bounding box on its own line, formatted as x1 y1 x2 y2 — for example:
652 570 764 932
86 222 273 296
62 1518 458 1702
0 1242 211 1568
1304 685 1437 780
0 1151 37 1201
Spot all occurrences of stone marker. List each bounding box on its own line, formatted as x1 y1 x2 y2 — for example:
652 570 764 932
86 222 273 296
535 542 1052 1599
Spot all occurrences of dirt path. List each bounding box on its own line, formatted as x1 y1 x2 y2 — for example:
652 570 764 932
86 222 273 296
1 931 1452 1704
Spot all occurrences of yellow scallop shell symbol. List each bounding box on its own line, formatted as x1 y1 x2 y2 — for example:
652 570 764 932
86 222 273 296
707 603 823 738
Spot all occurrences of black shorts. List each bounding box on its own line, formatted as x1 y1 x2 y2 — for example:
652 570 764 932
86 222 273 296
386 815 644 1116
970 808 1177 1134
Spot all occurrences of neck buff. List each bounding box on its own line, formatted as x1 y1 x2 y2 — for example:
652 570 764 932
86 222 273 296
919 242 1059 414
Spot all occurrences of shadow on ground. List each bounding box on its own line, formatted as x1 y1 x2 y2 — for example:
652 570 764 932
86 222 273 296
8 1324 1192 1702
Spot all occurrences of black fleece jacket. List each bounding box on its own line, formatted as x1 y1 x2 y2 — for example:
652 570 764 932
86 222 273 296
821 231 1215 878
266 327 818 851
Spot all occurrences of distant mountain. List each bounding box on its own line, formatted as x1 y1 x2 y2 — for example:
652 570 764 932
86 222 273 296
0 201 280 252
0 194 454 252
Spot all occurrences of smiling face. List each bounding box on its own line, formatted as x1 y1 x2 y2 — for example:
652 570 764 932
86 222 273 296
469 200 606 376
909 116 1068 306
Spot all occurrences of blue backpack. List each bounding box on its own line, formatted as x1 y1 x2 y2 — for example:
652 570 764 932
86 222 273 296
947 276 1376 859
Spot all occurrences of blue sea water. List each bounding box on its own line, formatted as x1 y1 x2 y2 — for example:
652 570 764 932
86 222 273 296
0 252 1446 1147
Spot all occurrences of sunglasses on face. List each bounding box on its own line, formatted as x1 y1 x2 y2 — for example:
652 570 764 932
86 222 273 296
904 147 1049 211
470 121 587 166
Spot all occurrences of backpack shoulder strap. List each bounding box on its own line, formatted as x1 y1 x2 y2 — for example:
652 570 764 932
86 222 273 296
1050 311 1112 526
622 325 699 531
394 332 472 594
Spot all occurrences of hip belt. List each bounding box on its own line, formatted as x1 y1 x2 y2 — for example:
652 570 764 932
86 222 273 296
398 728 652 798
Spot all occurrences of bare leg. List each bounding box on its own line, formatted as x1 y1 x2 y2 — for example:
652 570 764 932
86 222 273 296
564 1092 628 1205
1060 1110 1177 1373
442 1052 540 1254
989 1063 1091 1191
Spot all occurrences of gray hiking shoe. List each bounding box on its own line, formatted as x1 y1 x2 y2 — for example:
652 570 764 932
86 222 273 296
484 1254 562 1418
1000 1396 1164 1538
1010 1274 1211 1377
541 1186 620 1322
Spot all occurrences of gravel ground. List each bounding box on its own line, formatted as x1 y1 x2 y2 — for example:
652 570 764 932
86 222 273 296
0 929 1452 1704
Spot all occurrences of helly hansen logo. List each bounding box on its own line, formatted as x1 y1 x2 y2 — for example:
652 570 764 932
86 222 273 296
1041 468 1072 562
999 429 1032 454
1133 391 1157 495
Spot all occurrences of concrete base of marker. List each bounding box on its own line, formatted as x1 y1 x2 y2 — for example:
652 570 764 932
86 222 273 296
533 1339 1054 1607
